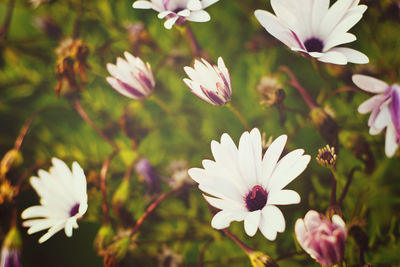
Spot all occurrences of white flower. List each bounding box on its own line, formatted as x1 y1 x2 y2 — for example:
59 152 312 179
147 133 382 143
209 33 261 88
183 57 232 106
254 0 369 65
188 128 311 240
106 52 155 100
132 0 219 29
353 74 400 157
21 158 88 243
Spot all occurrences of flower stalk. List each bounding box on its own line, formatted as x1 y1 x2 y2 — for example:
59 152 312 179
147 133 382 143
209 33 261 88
100 151 118 225
226 103 250 130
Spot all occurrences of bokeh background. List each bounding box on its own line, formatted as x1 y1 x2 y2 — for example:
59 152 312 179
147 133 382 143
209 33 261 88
1 0 400 266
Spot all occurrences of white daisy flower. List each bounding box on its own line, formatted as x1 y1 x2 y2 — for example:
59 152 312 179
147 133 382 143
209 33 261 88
353 74 400 157
21 158 88 243
254 0 369 65
188 128 311 240
132 0 219 29
183 57 232 106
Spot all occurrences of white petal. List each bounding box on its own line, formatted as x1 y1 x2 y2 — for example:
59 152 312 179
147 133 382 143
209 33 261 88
317 51 348 65
187 10 211 22
261 135 287 188
187 0 202 10
358 95 385 114
374 106 391 130
259 215 278 241
132 1 153 9
38 221 66 243
177 9 191 17
254 10 300 49
238 131 257 187
158 10 172 19
263 205 286 233
211 210 246 229
323 33 356 51
202 0 219 8
64 218 77 237
352 74 389 93
244 210 261 237
319 0 354 38
294 218 307 248
332 215 346 234
203 195 245 211
164 16 179 29
385 123 399 157
268 150 310 192
267 189 301 205
330 47 369 64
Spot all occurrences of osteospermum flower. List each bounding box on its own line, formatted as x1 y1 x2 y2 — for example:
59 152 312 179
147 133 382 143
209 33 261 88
254 0 369 65
183 57 232 106
295 210 347 267
132 0 219 29
188 128 311 240
21 158 88 243
106 52 155 100
353 74 400 157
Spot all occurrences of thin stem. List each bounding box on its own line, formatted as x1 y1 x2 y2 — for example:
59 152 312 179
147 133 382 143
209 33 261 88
149 95 173 117
14 111 39 151
0 0 16 40
279 66 317 110
130 185 183 237
72 98 119 152
338 167 361 206
330 170 337 206
221 228 253 255
100 151 118 225
323 86 361 102
197 239 213 267
14 160 49 196
185 25 201 57
73 0 85 38
226 103 250 130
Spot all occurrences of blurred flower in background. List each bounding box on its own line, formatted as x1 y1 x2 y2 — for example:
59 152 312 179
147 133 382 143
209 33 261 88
166 160 195 189
135 158 161 194
0 227 22 267
189 129 310 240
254 0 369 65
21 158 88 243
353 74 400 157
295 210 347 267
106 52 155 100
183 57 232 106
156 245 183 267
132 0 219 29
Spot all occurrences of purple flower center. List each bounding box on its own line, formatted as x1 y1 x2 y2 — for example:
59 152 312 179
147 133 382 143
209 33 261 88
173 7 185 13
69 203 80 217
245 185 268 211
304 37 324 53
321 151 334 162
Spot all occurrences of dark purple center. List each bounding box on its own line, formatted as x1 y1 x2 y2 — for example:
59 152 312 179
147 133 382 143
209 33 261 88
245 185 268 212
304 37 324 53
173 7 185 13
321 151 333 162
69 203 80 217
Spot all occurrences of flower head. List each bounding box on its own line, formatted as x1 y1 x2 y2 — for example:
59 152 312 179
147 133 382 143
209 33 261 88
295 210 347 267
254 0 369 65
166 160 195 189
132 0 219 29
188 128 311 240
257 75 285 107
316 144 337 168
183 57 232 106
21 158 88 243
106 52 155 100
353 74 400 157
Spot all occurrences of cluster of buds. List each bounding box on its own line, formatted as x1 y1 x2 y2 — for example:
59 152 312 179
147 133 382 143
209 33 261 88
55 38 89 98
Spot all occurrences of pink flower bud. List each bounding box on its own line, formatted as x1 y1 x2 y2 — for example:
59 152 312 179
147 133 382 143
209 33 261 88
295 210 347 267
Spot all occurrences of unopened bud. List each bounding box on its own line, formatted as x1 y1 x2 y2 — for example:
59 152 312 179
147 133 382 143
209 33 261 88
94 224 115 253
248 251 278 267
1 227 22 267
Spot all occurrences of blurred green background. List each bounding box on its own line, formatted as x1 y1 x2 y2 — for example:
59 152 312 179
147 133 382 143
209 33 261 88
1 0 400 266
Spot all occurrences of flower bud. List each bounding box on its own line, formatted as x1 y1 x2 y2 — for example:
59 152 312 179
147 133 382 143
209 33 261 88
183 57 232 106
310 107 339 149
1 227 22 267
106 52 155 100
248 251 278 267
295 210 347 267
0 150 23 180
256 75 284 107
112 179 134 225
135 158 160 194
94 224 115 253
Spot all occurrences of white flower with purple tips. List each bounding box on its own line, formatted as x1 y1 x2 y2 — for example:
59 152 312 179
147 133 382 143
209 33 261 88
254 0 369 65
21 158 88 243
353 74 400 157
189 128 311 240
183 57 232 106
106 52 155 100
132 0 219 29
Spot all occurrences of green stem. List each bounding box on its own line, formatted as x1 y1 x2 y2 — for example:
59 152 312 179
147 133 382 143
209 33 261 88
226 103 250 130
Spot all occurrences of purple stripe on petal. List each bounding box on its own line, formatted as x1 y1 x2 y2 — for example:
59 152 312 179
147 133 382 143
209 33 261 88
137 71 153 92
291 30 306 50
390 88 400 141
117 79 145 98
162 0 169 9
200 85 224 105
